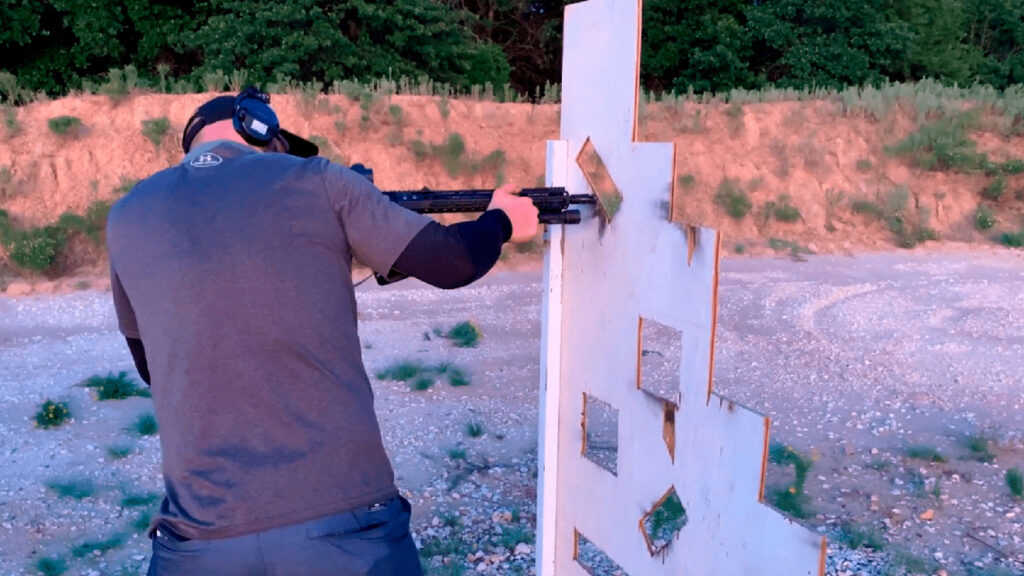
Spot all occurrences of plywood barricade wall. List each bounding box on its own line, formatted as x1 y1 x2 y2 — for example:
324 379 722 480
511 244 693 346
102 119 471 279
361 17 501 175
535 1 827 574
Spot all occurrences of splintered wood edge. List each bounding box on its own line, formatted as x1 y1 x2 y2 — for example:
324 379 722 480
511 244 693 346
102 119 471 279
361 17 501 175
631 0 642 143
706 230 722 404
759 417 771 502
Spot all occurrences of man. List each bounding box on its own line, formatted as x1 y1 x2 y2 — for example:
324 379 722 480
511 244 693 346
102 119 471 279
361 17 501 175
106 87 538 575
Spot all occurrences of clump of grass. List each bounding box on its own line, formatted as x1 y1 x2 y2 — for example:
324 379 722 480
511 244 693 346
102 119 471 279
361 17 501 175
48 115 83 137
1 223 66 272
436 96 450 119
851 188 937 248
71 533 126 558
713 178 751 219
447 448 467 461
440 363 470 387
905 445 947 463
495 524 535 550
141 117 170 148
80 372 150 401
3 106 19 135
376 361 470 390
106 444 134 460
435 133 466 177
886 110 988 172
132 413 158 436
768 443 813 518
982 177 1007 201
56 200 111 245
768 238 813 261
114 177 139 195
1007 467 1023 499
465 421 484 438
444 321 482 348
376 361 426 382
855 158 873 172
966 435 996 463
837 522 886 550
34 399 71 429
888 547 941 575
975 205 996 230
120 492 159 508
678 174 696 190
770 194 801 223
45 478 97 500
98 66 139 102
35 556 68 576
1000 230 1024 247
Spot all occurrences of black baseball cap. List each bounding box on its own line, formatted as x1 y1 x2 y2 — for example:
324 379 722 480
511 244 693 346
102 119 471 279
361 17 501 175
181 94 319 158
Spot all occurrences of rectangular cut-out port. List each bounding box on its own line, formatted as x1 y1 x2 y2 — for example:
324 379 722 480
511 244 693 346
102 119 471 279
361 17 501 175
582 393 618 476
574 529 631 576
638 317 682 404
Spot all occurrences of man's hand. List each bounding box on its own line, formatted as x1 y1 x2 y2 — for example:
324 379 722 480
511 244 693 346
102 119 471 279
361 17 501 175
487 184 539 243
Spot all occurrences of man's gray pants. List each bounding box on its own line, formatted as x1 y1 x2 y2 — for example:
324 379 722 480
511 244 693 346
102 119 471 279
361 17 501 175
147 495 423 576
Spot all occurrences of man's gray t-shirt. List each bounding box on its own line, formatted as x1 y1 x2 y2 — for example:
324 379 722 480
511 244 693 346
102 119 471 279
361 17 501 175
107 141 430 540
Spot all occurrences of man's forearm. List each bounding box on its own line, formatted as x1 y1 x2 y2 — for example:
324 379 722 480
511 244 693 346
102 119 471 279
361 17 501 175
387 209 513 289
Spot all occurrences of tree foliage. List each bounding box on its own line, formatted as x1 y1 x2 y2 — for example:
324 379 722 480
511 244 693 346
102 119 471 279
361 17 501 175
0 0 1022 99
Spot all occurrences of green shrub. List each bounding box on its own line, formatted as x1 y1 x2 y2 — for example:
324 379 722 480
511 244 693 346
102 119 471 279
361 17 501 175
106 444 133 460
1001 158 1024 174
837 522 885 550
71 534 126 558
435 133 466 177
34 399 71 429
99 66 139 102
851 199 884 218
132 413 159 436
772 195 801 222
444 321 482 348
80 372 150 401
114 177 139 195
886 110 988 172
678 174 696 189
713 178 751 219
982 177 1007 201
3 106 19 134
975 205 997 230
1007 467 1023 499
48 115 82 137
966 435 996 463
46 478 96 499
141 117 170 148
5 226 65 272
57 200 110 244
1001 231 1024 247
376 362 426 382
120 492 159 508
478 149 506 173
437 96 450 119
465 421 484 438
409 140 429 161
906 445 946 463
768 444 813 518
35 556 68 576
388 104 404 123
855 158 873 172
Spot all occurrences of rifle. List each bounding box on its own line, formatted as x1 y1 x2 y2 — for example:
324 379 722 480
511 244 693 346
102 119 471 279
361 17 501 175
352 164 596 225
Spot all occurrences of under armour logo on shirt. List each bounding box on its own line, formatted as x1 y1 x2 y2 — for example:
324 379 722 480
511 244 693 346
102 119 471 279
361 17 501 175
190 153 223 168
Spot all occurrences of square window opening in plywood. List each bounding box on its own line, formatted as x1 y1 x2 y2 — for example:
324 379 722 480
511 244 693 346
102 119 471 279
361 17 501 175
574 529 631 576
638 317 682 405
640 486 688 558
582 393 618 476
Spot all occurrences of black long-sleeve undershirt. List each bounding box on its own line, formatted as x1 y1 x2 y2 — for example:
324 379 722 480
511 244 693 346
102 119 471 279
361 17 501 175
124 208 514 385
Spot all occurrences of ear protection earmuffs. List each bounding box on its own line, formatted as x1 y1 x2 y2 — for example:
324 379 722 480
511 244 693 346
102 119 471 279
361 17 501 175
232 86 280 147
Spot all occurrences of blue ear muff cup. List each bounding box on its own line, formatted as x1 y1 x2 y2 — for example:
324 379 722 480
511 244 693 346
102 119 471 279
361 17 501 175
232 91 280 147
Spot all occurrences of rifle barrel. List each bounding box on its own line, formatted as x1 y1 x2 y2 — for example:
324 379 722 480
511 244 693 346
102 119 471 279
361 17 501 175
381 187 596 216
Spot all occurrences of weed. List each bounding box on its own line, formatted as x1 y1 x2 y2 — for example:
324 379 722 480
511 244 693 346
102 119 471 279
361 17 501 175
982 177 1007 201
713 178 752 219
1007 467 1023 499
905 445 946 463
768 238 812 261
886 110 988 172
411 376 434 391
478 150 506 173
376 362 426 382
377 361 470 389
887 547 940 575
34 399 71 429
465 421 484 438
0 72 30 105
437 96 450 119
444 321 482 348
447 448 467 461
114 177 139 195
772 195 801 222
57 200 111 245
678 174 696 190
106 444 134 460
837 522 886 550
1000 231 1024 247
418 535 465 559
48 116 82 137
409 140 429 161
966 435 996 463
46 478 96 499
202 70 228 92
388 104 404 123
141 117 170 148
496 524 535 550
444 365 470 387
3 106 19 134
725 102 743 118
856 158 873 172
768 443 813 518
132 413 159 436
975 206 997 230
851 199 885 218
1001 158 1024 174
334 120 347 136
4 225 66 272
435 133 466 177
35 556 68 576
98 66 139 102
733 243 745 254
132 510 153 532
72 533 126 558
825 188 845 232
80 372 150 401
121 492 159 508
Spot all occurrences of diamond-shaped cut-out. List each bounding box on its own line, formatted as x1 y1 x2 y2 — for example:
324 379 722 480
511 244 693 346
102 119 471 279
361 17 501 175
576 137 622 224
582 393 618 476
575 529 631 576
641 486 688 557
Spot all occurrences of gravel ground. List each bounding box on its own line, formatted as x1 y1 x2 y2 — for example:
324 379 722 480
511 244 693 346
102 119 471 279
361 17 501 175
1 250 1023 576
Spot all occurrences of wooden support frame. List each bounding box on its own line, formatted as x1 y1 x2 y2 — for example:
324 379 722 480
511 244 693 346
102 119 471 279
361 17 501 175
536 1 826 574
